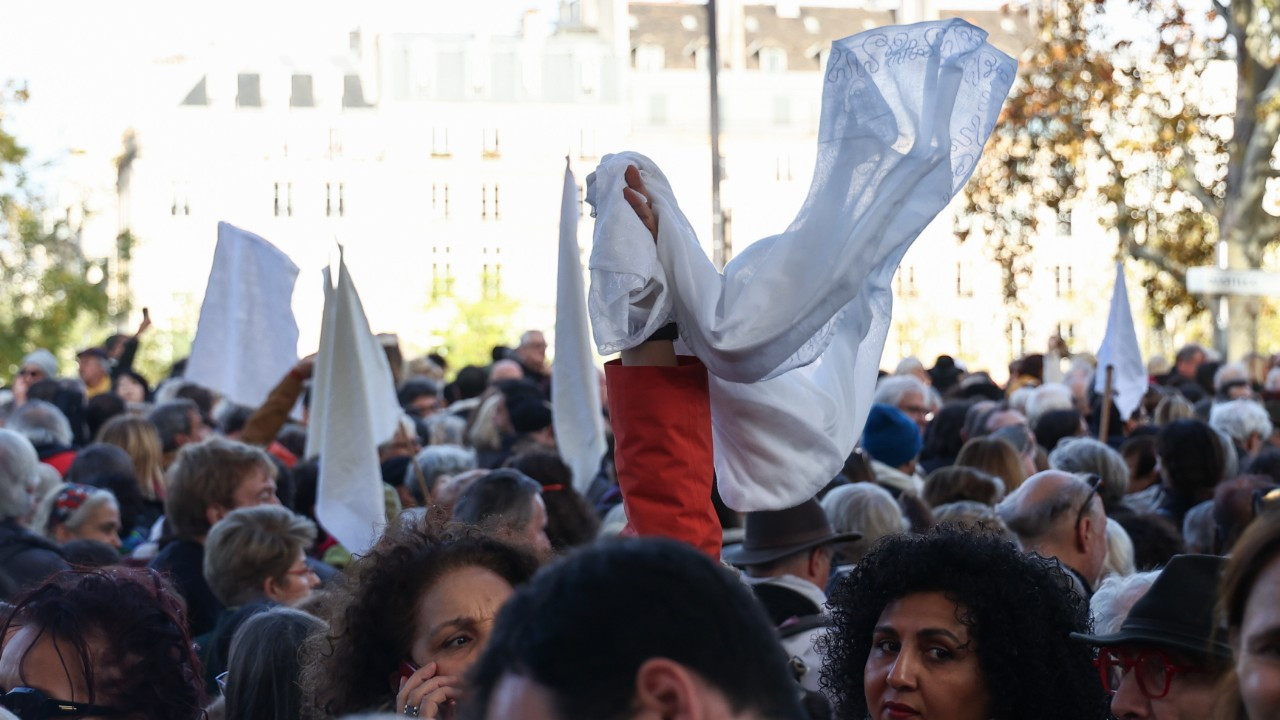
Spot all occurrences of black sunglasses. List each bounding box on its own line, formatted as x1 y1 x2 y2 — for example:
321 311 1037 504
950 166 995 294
0 687 123 719
1074 474 1102 529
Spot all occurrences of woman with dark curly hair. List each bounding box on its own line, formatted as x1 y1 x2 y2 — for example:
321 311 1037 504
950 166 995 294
0 566 206 720
821 527 1108 720
300 519 538 719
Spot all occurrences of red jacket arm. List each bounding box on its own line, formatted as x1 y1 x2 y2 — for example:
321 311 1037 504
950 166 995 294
605 357 720 558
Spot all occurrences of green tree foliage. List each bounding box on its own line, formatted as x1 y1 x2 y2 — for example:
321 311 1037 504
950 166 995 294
963 0 1280 355
0 86 111 375
431 295 518 373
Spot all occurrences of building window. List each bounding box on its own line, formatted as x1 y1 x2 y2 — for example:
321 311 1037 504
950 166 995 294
236 73 262 108
431 183 451 220
325 183 345 217
775 154 793 182
290 74 315 108
773 95 791 127
481 263 503 299
896 266 918 298
634 44 665 72
273 183 292 217
649 93 668 126
482 128 500 159
1008 319 1025 358
480 183 501 221
956 262 973 297
1055 265 1075 297
759 47 788 73
328 129 343 159
431 128 451 158
170 182 191 216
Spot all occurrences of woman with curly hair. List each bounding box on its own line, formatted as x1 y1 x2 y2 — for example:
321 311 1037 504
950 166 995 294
300 519 538 719
821 527 1108 720
0 566 206 720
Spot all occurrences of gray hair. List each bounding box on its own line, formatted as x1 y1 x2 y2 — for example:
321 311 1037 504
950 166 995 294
203 505 317 607
1182 499 1216 555
423 414 467 446
1210 399 1273 447
996 473 1096 544
1090 569 1159 635
1101 518 1135 579
414 444 477 486
1214 361 1250 393
933 500 1016 542
873 374 929 409
1153 394 1195 425
0 429 40 520
821 483 906 565
7 400 73 448
1048 437 1130 508
32 483 119 540
893 357 925 376
1026 383 1074 426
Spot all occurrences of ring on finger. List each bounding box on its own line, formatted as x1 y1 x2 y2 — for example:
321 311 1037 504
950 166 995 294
404 702 420 717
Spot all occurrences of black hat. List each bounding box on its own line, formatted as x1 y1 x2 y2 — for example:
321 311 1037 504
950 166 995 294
77 347 109 361
1072 554 1231 659
722 498 860 567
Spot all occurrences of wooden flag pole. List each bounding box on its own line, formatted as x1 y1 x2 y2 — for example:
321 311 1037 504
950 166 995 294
1099 364 1115 443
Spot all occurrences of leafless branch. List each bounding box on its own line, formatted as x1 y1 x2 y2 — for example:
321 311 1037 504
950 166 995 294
1126 235 1187 285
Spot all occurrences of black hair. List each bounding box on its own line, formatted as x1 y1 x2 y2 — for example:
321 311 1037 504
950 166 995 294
507 451 600 550
454 366 489 402
218 403 255 436
84 472 145 539
1244 447 1280 486
1157 419 1224 501
66 443 135 485
85 393 126 441
821 528 1106 720
920 401 972 464
1034 409 1083 453
1115 512 1186 571
1 567 206 719
464 538 807 720
398 378 441 410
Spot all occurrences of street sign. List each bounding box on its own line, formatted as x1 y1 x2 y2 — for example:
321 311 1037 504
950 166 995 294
1186 267 1280 296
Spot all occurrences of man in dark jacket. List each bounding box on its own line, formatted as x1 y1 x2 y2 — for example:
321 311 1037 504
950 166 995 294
0 429 68 600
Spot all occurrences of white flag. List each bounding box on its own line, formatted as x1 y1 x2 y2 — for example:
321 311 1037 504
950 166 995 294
185 222 299 408
553 161 607 493
1095 262 1147 422
305 251 399 556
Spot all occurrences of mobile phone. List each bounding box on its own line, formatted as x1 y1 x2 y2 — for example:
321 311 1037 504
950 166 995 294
399 660 419 680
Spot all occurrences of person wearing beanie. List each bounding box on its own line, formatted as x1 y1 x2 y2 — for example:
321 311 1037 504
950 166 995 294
18 349 59 385
860 403 924 497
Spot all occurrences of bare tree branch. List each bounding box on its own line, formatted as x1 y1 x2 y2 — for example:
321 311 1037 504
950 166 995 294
1126 236 1187 285
1177 153 1221 220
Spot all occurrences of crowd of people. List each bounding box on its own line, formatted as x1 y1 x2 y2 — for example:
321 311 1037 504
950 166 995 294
1 184 1279 720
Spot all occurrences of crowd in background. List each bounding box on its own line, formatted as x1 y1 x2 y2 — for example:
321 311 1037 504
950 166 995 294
0 321 1278 720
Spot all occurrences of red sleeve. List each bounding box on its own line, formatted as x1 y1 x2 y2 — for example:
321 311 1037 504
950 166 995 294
605 356 720 558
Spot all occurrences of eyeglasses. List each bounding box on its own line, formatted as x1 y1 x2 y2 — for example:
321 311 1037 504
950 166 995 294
1074 474 1102 529
0 687 123 719
1095 647 1201 700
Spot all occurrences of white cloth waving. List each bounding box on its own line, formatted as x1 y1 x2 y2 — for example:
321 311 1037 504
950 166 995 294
587 19 1016 511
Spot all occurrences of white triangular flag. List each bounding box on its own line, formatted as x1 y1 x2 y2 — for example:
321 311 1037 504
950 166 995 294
185 222 300 407
305 251 399 556
1095 262 1147 422
553 160 607 493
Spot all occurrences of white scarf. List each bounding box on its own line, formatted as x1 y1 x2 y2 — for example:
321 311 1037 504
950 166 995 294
587 19 1016 511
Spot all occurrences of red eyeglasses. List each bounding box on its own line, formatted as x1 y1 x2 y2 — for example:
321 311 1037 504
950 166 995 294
1095 647 1202 699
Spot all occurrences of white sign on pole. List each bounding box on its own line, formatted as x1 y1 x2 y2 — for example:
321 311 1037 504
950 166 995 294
1186 267 1280 297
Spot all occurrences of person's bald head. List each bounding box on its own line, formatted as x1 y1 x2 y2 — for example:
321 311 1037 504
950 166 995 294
996 470 1108 589
516 330 548 370
489 359 525 385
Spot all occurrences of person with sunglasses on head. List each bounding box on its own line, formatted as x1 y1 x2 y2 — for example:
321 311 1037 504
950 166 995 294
0 566 206 720
1073 554 1231 720
996 470 1109 598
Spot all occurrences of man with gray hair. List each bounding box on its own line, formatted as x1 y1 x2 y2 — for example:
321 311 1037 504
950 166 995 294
513 330 550 398
1048 437 1131 517
6 400 77 477
0 429 68 599
149 399 207 469
1210 398 1273 461
873 373 931 436
996 470 1109 597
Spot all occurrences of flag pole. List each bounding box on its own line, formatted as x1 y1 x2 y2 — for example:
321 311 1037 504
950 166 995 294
1099 364 1115 443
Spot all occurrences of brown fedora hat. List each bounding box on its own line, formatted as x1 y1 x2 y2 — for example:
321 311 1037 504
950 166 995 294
723 498 861 567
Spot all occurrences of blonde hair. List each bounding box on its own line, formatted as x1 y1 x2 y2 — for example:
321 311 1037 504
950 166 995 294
97 415 167 501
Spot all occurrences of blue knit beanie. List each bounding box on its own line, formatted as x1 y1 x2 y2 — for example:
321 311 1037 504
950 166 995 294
860 403 923 468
